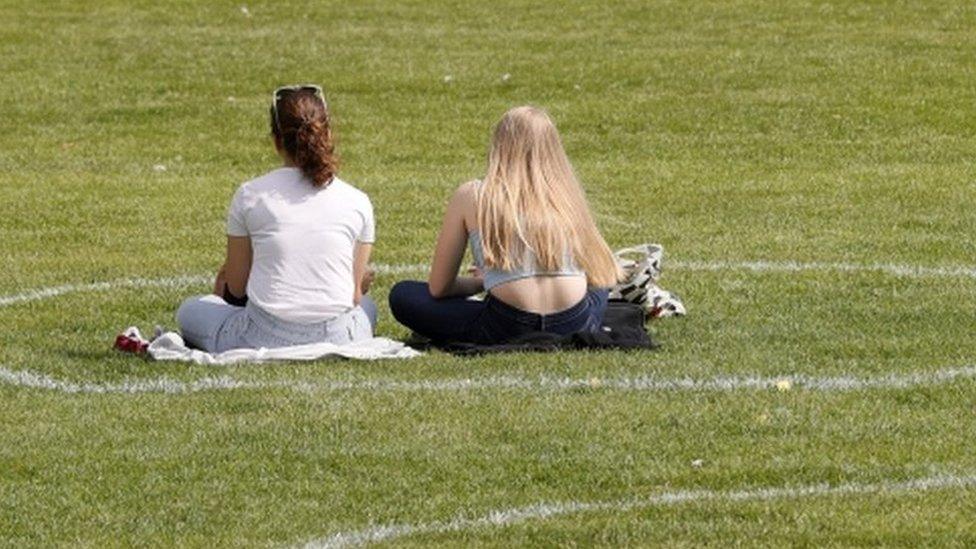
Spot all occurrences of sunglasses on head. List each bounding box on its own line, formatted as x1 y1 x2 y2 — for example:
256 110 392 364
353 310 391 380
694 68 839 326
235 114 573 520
271 84 327 132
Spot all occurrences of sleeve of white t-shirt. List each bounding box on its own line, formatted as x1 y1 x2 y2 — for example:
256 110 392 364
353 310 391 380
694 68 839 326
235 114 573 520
358 196 375 243
226 185 249 237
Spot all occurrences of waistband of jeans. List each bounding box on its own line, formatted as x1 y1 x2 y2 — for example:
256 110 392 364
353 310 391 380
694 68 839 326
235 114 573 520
245 302 349 337
485 293 590 326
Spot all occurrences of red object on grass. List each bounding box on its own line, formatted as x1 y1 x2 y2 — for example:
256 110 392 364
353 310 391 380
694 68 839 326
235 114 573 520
114 333 148 354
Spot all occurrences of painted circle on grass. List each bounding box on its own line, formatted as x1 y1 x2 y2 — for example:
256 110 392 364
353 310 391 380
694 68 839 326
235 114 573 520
1 260 974 309
1 258 973 394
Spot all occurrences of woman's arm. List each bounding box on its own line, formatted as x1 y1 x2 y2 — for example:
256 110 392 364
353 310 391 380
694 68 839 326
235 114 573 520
352 242 373 305
428 182 483 298
221 235 252 299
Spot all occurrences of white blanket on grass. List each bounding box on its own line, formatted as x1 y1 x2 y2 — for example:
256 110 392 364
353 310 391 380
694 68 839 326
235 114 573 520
130 328 421 365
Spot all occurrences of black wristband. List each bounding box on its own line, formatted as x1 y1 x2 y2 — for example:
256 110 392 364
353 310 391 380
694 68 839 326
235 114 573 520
222 284 248 307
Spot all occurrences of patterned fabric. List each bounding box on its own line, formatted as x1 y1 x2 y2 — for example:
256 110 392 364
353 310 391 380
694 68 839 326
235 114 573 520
609 244 686 318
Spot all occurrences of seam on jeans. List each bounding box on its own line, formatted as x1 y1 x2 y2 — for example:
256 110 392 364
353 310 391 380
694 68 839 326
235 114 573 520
541 300 590 327
486 298 545 327
467 304 495 343
211 306 246 352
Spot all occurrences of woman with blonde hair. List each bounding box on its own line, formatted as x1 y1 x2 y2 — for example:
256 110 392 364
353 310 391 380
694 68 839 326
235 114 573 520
389 106 620 344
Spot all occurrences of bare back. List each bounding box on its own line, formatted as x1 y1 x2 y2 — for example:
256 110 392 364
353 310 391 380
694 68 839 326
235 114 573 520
459 184 588 314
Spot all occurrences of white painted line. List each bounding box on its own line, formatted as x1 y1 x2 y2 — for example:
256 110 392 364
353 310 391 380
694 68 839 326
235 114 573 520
2 259 973 310
595 212 644 230
2 364 974 395
0 366 268 394
670 260 976 280
0 275 211 308
369 262 427 275
0 266 424 309
301 472 976 548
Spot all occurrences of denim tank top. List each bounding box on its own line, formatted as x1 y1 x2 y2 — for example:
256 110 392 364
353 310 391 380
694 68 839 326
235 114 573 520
468 230 584 291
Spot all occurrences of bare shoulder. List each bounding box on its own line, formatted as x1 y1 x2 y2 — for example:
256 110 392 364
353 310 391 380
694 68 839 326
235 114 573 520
449 180 480 229
453 180 480 201
448 180 479 211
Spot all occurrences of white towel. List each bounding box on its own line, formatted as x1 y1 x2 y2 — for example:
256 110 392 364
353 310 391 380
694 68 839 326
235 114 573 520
119 327 421 365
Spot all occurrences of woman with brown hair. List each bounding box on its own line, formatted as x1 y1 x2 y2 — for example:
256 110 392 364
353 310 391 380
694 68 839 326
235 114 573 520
389 106 619 344
177 85 376 352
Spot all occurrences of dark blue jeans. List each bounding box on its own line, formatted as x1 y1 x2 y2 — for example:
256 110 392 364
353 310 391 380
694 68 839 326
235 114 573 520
388 280 609 345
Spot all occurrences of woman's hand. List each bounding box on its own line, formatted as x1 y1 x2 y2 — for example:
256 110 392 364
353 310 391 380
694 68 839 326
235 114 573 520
213 265 228 296
360 268 376 295
352 242 373 305
455 265 484 295
467 265 484 283
453 274 484 296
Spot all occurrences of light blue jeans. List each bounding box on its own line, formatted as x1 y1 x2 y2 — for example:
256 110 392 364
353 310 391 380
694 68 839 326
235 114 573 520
176 295 377 353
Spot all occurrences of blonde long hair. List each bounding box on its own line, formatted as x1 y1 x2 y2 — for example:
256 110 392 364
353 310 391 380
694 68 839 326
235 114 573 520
477 106 621 287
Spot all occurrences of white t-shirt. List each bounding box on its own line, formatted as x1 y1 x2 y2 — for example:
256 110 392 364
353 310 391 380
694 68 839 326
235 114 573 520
227 167 374 324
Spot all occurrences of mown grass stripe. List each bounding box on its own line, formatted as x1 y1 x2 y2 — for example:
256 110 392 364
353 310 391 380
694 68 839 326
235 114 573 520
301 472 976 548
2 365 974 395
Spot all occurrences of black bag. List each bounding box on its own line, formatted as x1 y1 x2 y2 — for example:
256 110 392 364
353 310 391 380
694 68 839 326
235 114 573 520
602 300 646 332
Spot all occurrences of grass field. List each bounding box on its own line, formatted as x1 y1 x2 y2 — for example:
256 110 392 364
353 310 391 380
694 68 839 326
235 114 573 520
2 0 976 546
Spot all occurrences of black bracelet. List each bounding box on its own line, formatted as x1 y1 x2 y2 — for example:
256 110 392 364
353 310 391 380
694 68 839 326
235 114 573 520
222 284 248 307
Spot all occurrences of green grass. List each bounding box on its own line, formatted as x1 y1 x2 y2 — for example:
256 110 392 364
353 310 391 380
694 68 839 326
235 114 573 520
2 0 975 546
